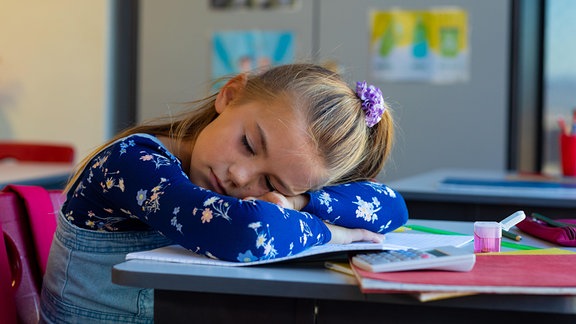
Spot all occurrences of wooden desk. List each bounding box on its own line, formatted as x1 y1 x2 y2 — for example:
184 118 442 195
112 219 576 323
0 161 73 189
387 168 576 221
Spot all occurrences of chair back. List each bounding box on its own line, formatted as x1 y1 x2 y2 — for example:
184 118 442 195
0 142 74 163
0 222 18 324
0 186 64 324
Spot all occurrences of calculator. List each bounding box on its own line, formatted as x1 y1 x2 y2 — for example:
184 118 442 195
351 246 476 273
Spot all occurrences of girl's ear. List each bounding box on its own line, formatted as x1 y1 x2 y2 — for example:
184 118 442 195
215 73 248 114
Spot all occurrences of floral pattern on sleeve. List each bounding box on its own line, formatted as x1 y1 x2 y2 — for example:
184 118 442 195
304 182 408 234
63 133 408 262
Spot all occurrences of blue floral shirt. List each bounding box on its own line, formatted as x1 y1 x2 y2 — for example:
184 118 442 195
63 133 408 262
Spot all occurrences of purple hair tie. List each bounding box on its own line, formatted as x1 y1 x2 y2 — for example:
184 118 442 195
355 81 385 128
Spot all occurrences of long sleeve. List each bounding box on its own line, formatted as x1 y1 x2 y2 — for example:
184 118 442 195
302 181 408 234
63 134 331 262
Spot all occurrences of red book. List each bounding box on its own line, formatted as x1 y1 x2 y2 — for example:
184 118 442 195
351 254 576 295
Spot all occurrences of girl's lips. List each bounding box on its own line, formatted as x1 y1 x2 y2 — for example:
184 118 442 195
210 169 227 195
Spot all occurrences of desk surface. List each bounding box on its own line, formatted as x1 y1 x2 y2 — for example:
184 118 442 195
387 168 576 208
0 161 73 188
112 219 576 315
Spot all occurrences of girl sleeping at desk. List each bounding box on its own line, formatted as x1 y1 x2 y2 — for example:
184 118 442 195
40 63 408 323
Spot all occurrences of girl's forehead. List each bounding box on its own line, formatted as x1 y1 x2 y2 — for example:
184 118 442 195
259 95 308 126
258 98 311 140
250 99 328 192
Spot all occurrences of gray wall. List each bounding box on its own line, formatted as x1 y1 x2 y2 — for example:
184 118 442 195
139 0 510 182
139 1 315 120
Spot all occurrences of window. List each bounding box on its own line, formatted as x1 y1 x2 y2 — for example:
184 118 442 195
510 0 576 176
542 0 576 174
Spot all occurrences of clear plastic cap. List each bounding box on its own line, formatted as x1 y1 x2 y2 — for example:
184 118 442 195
474 221 502 238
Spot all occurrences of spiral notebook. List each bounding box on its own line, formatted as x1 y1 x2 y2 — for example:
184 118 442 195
125 232 473 267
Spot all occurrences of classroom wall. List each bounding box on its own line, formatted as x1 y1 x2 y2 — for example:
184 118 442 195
0 0 510 181
138 1 316 122
0 0 110 161
316 0 510 181
139 0 510 181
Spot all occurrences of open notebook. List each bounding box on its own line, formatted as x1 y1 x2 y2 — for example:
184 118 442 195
125 232 473 267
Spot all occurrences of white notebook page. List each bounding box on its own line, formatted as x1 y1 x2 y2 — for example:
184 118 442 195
125 232 473 267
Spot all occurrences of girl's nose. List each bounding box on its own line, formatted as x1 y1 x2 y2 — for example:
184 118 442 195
228 162 267 197
229 162 256 187
229 163 252 187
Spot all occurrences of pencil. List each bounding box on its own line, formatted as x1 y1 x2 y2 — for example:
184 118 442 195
403 224 464 236
393 226 412 233
501 241 539 250
573 108 576 134
502 229 522 241
559 117 569 135
324 261 354 276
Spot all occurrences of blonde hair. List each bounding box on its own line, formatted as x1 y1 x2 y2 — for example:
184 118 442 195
66 63 394 192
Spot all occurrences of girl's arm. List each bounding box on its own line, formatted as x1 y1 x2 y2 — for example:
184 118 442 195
252 181 409 237
65 134 333 262
302 181 409 234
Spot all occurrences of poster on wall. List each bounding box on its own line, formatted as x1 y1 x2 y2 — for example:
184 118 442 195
369 8 469 83
212 30 295 85
209 0 299 11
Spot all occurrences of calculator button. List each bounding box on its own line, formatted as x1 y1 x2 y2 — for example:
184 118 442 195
352 246 476 273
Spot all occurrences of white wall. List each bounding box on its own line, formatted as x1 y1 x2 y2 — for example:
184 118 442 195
318 0 510 181
0 0 510 181
0 0 110 161
140 1 510 182
139 0 315 121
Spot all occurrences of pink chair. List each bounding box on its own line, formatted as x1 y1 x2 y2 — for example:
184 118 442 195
0 141 74 163
0 185 64 324
0 222 18 324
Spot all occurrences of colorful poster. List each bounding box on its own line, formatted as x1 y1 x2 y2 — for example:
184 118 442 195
212 30 294 83
210 0 299 11
369 8 468 83
426 9 469 83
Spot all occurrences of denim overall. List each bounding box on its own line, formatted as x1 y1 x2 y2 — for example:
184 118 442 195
40 211 172 323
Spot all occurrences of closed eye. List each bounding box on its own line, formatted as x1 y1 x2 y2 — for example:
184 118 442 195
241 135 255 155
265 176 276 192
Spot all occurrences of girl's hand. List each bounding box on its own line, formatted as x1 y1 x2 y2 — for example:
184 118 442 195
325 223 385 244
243 192 309 210
247 194 384 243
245 192 310 210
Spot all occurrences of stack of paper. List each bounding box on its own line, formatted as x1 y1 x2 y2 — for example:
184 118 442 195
126 232 473 267
323 261 478 302
350 249 576 296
